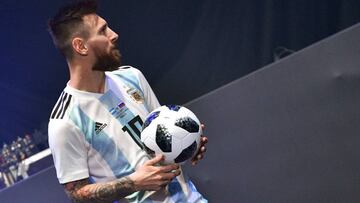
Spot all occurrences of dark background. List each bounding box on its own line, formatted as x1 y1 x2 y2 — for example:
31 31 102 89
0 0 359 144
1 15 360 202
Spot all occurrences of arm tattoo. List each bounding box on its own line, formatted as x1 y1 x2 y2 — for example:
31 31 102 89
63 177 136 203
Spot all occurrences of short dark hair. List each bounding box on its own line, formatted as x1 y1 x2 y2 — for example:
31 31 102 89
48 0 98 59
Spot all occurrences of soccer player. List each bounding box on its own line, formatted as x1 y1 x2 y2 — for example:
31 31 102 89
47 0 208 202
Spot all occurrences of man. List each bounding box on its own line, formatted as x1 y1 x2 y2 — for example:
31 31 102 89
47 0 208 202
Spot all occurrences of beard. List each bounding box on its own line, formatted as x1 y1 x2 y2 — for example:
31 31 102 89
92 45 122 72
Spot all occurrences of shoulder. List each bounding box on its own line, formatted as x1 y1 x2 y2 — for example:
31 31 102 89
50 90 74 120
48 118 85 149
107 66 149 88
109 65 144 78
48 90 82 144
48 119 81 139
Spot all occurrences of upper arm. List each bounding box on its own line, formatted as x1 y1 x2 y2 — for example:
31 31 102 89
48 119 89 184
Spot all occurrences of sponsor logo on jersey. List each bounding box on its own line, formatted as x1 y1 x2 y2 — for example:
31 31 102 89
109 102 128 119
118 102 125 109
95 122 107 134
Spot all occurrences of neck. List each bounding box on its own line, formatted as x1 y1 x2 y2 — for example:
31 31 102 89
67 60 106 94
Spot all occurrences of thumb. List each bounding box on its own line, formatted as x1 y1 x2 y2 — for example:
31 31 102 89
145 154 164 166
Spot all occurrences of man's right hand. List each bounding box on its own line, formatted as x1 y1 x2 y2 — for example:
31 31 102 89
129 154 181 191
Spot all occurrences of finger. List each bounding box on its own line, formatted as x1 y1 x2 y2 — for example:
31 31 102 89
191 160 198 166
191 153 203 163
161 169 181 181
159 164 179 173
192 154 202 161
200 136 208 144
173 169 181 176
192 146 205 160
145 154 164 166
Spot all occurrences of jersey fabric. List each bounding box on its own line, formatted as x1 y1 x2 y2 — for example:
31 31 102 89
48 66 207 203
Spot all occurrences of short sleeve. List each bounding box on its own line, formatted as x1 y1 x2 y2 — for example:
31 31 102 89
48 119 89 184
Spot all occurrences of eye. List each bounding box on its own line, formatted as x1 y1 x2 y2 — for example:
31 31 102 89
99 25 107 34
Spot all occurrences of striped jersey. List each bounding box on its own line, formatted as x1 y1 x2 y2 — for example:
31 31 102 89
48 66 207 203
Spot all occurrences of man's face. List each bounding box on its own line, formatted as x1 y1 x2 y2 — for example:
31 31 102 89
83 14 121 71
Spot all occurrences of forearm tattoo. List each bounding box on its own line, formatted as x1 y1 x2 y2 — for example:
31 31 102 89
63 177 135 203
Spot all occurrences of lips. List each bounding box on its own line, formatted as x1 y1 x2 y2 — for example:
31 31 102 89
112 49 121 60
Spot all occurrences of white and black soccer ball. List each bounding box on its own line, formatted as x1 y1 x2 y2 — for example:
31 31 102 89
141 105 202 164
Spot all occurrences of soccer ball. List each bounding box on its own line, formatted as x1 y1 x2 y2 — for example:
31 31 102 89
141 105 202 164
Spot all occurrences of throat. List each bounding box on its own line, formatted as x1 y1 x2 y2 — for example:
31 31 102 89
69 72 107 94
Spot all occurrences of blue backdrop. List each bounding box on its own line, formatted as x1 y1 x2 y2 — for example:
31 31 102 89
0 0 360 144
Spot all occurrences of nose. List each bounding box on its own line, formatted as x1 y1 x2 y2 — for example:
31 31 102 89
109 28 118 43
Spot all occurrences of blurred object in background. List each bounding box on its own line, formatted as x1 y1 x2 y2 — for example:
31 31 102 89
273 46 296 62
0 134 51 190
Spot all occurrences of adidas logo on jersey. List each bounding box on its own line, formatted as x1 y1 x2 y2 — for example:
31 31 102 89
95 122 107 134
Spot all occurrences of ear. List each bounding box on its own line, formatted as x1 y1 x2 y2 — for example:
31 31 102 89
72 37 88 56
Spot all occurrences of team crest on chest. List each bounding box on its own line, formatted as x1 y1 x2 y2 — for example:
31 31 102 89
125 86 144 104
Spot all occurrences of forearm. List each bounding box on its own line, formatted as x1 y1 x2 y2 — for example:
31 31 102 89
63 155 181 203
64 177 136 203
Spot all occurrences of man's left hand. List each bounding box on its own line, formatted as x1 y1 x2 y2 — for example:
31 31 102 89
191 124 208 165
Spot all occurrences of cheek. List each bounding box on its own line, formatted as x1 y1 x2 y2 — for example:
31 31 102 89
97 42 108 50
89 38 108 49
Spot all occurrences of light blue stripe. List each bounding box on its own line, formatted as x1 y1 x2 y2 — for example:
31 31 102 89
168 178 187 203
187 180 208 203
115 69 142 93
168 176 208 203
69 105 134 179
112 70 150 113
99 90 142 143
98 90 152 203
99 90 135 126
